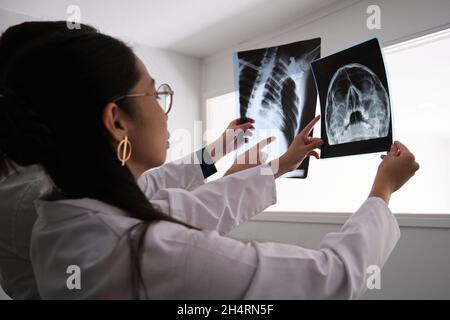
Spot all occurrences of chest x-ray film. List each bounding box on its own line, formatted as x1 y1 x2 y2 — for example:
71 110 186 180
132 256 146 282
311 38 393 159
233 38 321 178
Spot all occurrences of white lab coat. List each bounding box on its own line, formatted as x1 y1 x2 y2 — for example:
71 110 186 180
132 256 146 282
31 162 400 300
0 164 51 299
0 152 211 299
137 152 208 195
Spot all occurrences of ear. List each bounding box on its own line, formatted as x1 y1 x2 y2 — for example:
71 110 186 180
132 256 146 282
102 102 129 143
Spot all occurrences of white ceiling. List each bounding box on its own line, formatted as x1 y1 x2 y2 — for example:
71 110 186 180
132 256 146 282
0 0 339 58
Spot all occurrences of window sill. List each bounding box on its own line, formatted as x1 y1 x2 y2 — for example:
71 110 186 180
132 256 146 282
252 211 450 229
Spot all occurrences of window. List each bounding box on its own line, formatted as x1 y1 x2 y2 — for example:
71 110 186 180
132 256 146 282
205 92 238 177
206 28 450 214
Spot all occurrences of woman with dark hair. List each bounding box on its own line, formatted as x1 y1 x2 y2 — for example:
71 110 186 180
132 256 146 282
0 29 418 299
0 22 260 300
0 21 267 302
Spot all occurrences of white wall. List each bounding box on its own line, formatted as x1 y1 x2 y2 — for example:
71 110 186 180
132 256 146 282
0 8 34 31
202 0 450 96
202 0 450 299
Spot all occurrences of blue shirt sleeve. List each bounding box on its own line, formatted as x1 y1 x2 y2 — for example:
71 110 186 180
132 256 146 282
196 147 218 179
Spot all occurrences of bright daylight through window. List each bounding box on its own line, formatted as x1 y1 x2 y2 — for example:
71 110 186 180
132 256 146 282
206 28 450 214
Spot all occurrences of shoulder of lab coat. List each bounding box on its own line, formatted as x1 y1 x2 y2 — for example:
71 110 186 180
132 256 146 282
32 181 399 300
0 164 51 299
137 149 214 198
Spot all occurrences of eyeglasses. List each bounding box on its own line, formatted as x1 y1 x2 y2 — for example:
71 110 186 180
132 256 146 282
113 83 174 115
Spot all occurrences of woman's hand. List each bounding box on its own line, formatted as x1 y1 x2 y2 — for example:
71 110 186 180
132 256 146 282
270 115 323 178
224 136 275 176
206 118 255 162
369 141 420 204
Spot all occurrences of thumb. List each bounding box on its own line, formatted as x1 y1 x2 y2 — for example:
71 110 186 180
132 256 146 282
307 150 320 160
388 143 398 155
305 138 323 152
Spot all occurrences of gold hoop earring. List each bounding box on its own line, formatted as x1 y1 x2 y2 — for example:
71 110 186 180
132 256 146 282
117 136 132 166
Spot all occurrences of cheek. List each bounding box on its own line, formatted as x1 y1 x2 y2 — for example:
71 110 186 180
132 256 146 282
148 114 166 139
132 105 167 154
130 122 166 166
143 113 167 149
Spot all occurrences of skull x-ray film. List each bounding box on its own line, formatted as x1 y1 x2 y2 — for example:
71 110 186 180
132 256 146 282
311 38 393 158
233 38 321 178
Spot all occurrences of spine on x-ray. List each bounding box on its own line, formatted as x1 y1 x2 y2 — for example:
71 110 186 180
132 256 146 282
261 54 299 145
238 54 263 119
239 48 278 118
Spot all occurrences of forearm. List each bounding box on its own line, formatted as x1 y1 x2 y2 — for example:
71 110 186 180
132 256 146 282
368 176 393 205
268 156 294 179
150 163 277 235
138 148 217 198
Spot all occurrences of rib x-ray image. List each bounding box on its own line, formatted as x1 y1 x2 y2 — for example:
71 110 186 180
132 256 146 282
311 38 393 158
233 38 321 178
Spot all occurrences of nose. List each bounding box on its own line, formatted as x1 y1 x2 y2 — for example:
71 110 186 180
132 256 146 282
347 85 360 110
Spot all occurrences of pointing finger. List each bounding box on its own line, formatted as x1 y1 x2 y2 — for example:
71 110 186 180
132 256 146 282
299 115 320 137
